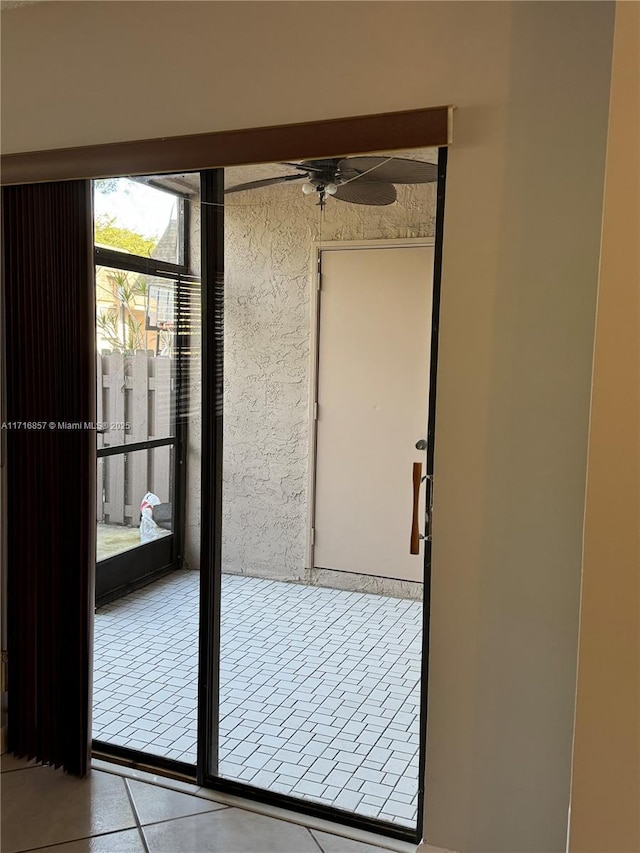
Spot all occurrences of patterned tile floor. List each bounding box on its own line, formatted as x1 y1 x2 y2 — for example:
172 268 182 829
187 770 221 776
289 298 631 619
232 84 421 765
93 570 423 827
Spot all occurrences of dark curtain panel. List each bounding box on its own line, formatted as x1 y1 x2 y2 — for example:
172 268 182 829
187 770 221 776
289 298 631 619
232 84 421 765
2 181 95 776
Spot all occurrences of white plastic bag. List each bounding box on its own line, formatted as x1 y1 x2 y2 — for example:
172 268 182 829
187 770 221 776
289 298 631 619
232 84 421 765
140 491 162 543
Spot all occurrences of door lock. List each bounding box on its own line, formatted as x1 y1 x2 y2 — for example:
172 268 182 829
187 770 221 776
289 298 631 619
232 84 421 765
415 438 427 450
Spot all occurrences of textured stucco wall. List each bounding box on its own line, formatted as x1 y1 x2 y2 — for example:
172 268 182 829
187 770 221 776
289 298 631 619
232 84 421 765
220 179 436 584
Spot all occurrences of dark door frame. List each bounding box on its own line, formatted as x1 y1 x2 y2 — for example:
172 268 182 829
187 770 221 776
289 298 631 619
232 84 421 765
3 107 452 846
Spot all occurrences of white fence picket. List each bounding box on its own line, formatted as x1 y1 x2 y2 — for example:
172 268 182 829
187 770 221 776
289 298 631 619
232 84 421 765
104 353 125 524
96 352 104 522
97 351 173 528
127 352 150 526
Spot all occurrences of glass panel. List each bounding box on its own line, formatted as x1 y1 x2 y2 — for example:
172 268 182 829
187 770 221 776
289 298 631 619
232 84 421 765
96 446 174 561
96 267 177 444
93 173 202 766
94 177 184 264
215 149 437 827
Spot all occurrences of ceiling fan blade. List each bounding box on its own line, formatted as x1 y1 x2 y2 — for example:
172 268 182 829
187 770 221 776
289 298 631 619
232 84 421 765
300 158 342 172
333 181 397 206
339 156 438 184
224 174 303 194
280 161 324 172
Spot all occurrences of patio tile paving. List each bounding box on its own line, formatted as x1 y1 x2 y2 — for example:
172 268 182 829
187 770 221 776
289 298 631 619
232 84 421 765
93 570 422 826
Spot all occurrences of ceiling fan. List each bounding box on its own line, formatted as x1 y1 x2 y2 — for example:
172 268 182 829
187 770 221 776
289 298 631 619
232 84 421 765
224 156 438 209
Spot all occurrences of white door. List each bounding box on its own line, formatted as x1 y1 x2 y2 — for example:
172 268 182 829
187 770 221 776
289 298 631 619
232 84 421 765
312 244 434 583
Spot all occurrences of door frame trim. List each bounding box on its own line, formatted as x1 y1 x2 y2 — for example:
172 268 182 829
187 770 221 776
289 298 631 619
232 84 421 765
306 237 436 569
0 106 452 186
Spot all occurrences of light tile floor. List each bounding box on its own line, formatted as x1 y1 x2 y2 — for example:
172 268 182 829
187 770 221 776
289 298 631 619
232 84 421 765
93 571 423 828
1 754 423 853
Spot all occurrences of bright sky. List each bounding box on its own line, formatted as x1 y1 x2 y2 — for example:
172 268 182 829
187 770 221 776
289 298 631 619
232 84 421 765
93 179 177 238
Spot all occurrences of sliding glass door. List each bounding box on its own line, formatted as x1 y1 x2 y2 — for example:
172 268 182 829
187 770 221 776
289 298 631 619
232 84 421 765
88 143 447 847
92 174 203 766
199 147 445 842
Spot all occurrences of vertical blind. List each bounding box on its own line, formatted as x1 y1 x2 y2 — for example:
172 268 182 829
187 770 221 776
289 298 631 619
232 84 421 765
2 180 95 775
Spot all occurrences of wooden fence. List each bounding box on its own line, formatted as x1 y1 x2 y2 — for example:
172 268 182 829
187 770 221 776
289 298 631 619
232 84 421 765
97 351 173 527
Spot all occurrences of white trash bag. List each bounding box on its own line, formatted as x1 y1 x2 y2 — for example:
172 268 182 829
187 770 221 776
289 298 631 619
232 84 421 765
140 491 162 543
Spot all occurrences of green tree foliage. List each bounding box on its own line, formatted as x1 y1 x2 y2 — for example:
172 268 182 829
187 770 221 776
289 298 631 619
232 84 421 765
95 214 157 258
95 178 120 194
97 270 148 353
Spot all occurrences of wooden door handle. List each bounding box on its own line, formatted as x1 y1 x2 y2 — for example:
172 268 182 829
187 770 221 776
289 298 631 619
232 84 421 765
410 461 422 554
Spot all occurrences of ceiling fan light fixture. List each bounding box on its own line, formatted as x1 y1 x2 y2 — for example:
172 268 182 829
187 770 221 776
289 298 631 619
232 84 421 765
224 155 437 205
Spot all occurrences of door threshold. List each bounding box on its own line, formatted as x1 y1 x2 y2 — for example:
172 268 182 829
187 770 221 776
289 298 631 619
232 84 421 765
92 755 419 853
92 742 196 785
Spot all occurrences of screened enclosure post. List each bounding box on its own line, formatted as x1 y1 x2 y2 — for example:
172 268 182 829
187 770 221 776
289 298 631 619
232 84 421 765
197 170 224 784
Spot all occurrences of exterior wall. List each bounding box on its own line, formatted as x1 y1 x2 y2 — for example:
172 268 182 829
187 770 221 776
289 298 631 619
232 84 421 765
569 4 640 851
184 177 435 597
221 181 435 586
0 3 618 851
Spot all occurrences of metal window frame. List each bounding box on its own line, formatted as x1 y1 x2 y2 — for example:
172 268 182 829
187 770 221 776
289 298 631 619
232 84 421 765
93 179 191 605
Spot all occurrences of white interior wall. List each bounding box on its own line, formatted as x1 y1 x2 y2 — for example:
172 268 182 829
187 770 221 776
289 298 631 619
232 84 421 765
569 3 640 850
0 3 617 851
